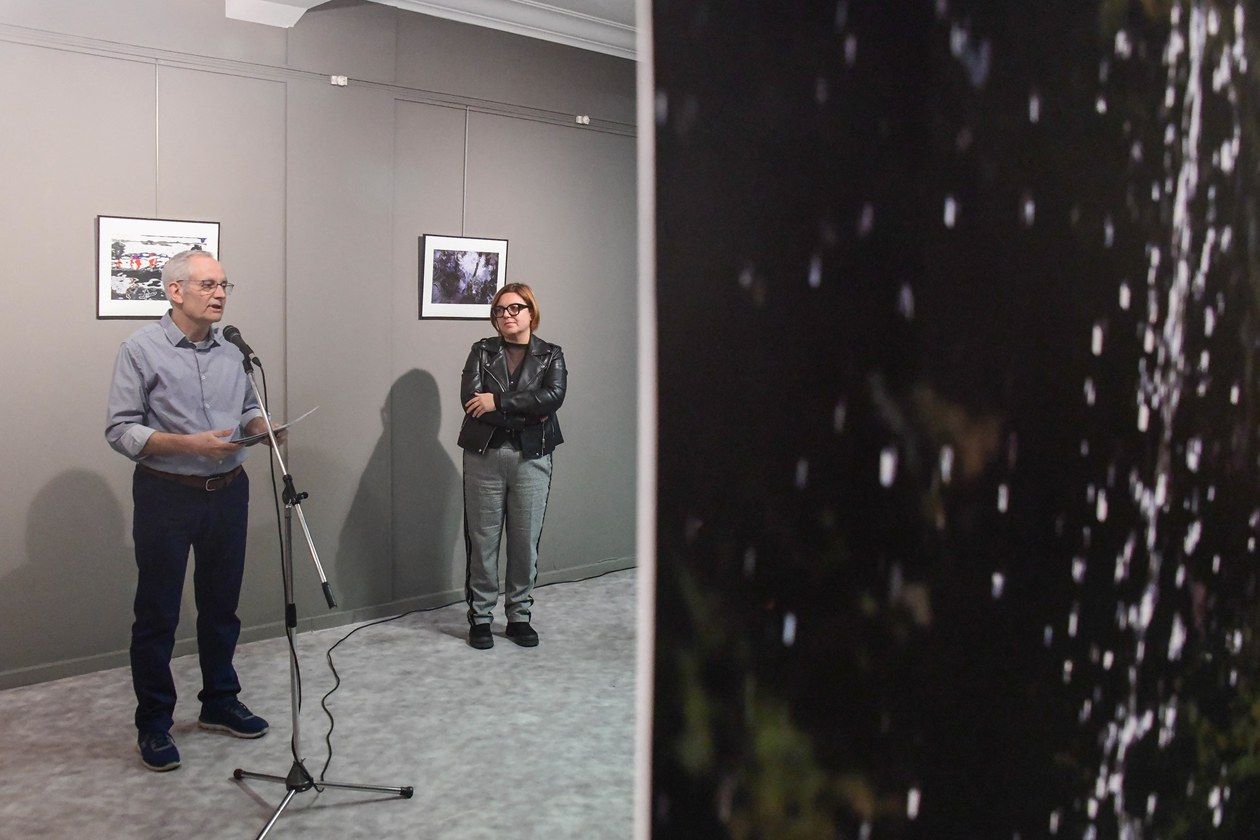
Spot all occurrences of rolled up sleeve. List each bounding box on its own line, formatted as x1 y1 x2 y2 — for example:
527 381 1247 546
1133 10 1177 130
105 343 155 461
240 398 263 428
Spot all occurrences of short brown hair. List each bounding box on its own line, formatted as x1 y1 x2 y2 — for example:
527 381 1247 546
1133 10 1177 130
491 283 541 333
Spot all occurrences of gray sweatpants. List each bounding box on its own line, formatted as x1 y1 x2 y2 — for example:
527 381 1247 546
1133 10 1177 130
463 446 553 626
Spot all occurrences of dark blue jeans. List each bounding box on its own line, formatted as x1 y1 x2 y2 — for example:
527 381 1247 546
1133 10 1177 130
130 467 249 734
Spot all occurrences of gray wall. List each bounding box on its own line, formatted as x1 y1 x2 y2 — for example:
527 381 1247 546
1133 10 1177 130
0 0 636 688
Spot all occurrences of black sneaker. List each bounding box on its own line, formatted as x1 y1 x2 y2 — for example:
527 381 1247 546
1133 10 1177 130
137 730 181 772
468 623 493 649
505 621 539 647
198 698 269 738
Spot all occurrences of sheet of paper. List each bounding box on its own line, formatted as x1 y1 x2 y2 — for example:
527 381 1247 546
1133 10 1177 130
236 406 318 446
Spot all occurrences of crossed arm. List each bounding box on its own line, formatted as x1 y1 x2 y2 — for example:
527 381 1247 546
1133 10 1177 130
460 346 567 427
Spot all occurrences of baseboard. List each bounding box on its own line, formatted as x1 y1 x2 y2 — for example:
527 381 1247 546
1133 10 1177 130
0 557 636 691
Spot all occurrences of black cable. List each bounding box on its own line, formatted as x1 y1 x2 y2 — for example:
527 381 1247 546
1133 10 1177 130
317 564 632 781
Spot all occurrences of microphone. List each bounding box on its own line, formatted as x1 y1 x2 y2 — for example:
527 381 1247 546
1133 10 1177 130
222 325 260 370
222 325 257 359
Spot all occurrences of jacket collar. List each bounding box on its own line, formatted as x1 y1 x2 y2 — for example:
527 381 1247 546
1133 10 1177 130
486 334 547 356
486 335 547 390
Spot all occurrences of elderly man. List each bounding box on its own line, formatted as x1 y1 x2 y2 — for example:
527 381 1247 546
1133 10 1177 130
106 249 270 772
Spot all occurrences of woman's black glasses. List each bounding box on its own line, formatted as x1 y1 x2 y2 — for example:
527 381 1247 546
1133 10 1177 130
491 303 530 318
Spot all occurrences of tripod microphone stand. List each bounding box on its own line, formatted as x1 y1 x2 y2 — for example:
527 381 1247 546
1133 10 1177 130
229 347 412 840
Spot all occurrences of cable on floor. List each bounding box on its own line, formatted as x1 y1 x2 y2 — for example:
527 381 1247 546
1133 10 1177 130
316 564 632 781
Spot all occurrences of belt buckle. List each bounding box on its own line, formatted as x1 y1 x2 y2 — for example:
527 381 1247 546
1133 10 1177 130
204 475 225 492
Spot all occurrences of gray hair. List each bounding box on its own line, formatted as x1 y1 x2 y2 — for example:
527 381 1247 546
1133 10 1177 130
162 248 216 299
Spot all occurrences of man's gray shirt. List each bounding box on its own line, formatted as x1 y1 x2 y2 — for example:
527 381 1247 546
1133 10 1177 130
105 312 263 475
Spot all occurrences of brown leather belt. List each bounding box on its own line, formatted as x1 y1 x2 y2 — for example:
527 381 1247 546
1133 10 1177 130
138 463 243 492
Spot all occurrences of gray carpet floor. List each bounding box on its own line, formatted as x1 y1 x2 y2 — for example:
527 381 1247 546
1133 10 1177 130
0 570 635 839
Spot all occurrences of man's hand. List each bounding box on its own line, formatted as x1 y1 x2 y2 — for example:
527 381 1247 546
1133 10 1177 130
244 417 287 447
464 392 496 418
185 429 243 458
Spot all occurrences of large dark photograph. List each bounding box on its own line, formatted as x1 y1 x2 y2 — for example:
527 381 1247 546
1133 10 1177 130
430 248 500 305
418 234 508 319
652 1 1260 836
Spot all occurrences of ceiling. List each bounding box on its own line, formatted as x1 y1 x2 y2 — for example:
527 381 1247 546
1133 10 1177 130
224 0 636 59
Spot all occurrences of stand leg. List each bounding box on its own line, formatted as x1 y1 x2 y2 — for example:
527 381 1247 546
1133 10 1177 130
234 768 288 786
254 789 298 840
234 763 413 799
314 778 415 798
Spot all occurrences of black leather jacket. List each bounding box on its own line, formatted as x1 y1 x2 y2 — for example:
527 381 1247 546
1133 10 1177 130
457 335 566 459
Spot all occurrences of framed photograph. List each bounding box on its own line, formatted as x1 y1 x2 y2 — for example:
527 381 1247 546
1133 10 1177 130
419 234 509 319
96 215 220 319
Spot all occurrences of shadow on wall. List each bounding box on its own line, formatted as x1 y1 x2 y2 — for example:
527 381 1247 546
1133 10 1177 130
2 471 133 674
388 369 460 600
332 369 459 608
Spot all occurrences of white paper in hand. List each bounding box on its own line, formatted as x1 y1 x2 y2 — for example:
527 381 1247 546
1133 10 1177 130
237 406 318 446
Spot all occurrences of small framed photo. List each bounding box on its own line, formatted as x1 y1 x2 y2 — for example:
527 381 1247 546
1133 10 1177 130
96 215 220 319
419 234 509 319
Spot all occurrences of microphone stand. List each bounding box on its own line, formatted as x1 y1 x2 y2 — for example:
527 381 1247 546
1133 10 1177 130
229 349 412 839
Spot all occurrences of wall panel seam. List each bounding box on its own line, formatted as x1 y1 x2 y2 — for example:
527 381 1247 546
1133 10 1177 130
388 94 398 603
462 107 470 236
282 80 290 427
153 63 160 215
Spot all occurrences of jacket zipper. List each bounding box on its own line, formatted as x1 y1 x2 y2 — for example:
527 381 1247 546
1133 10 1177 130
479 348 551 455
484 352 507 392
479 350 502 455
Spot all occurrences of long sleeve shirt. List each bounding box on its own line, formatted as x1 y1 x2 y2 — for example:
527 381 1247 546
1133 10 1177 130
105 312 263 475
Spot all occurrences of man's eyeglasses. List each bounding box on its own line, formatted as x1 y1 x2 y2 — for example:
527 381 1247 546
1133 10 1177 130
491 303 530 318
189 280 235 295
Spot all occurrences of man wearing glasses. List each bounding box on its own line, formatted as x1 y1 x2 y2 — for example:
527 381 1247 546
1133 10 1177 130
106 249 270 772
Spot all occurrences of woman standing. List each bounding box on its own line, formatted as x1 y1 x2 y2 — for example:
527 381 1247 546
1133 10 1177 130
458 283 567 649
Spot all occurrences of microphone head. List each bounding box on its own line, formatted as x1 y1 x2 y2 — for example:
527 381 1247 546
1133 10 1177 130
223 325 242 342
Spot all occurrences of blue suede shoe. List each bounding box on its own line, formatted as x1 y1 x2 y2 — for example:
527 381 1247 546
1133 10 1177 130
198 698 269 739
137 731 181 772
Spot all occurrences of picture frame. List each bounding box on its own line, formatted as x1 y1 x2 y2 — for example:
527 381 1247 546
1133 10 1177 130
419 234 509 319
96 215 220 319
